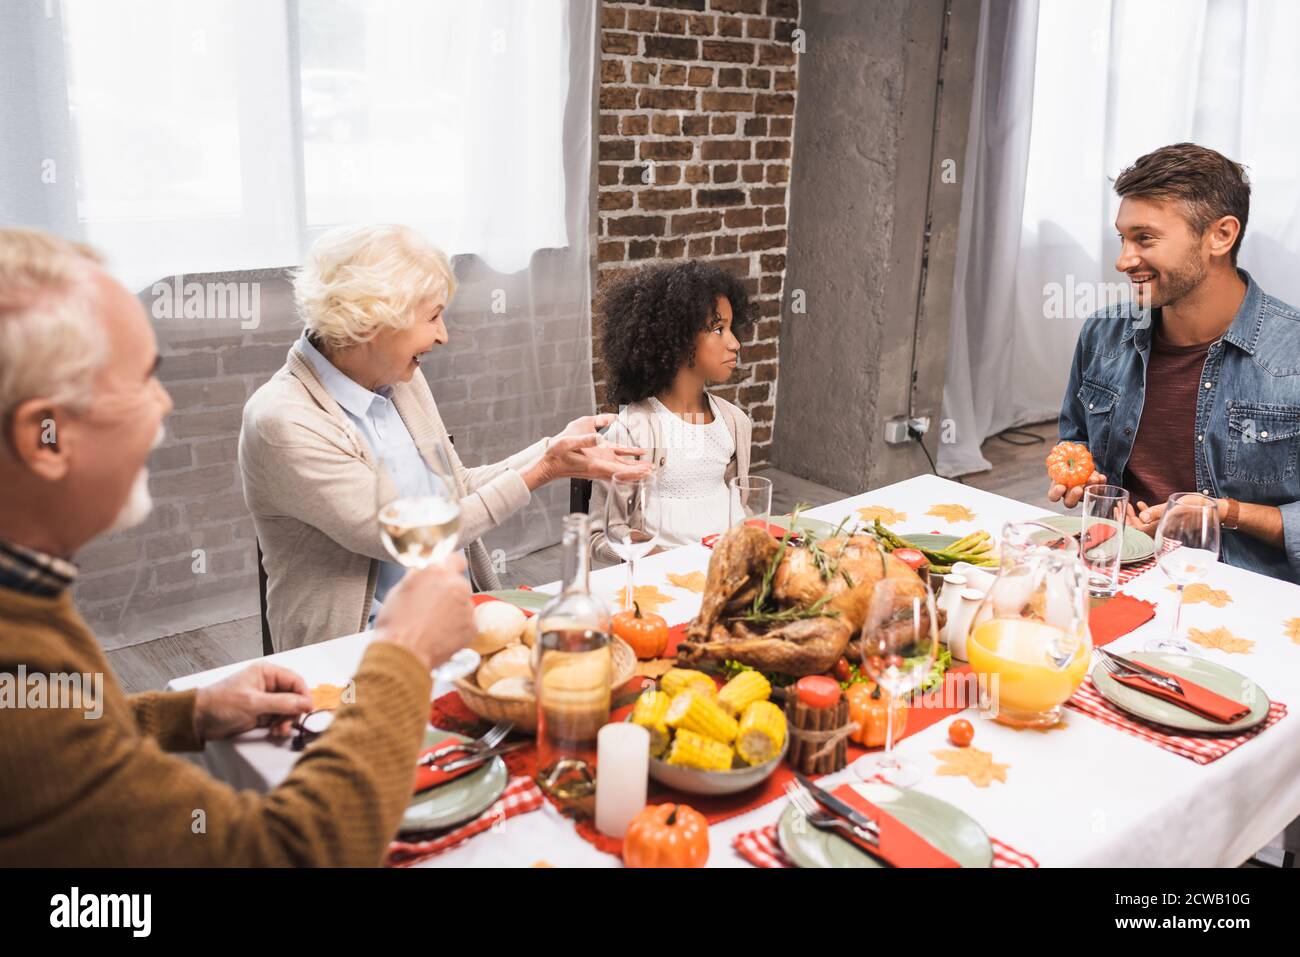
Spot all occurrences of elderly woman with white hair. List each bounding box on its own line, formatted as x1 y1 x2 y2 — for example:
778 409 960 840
240 224 647 651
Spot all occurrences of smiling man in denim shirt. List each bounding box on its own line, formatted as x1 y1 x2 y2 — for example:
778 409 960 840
1049 143 1300 586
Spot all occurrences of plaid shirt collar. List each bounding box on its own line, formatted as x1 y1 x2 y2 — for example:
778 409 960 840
0 539 78 597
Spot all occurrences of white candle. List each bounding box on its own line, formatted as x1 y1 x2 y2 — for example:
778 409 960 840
595 722 649 838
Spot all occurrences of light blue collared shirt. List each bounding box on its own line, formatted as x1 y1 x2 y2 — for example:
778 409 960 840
299 332 456 621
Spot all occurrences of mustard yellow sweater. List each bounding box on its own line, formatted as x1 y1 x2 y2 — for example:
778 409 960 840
0 585 431 866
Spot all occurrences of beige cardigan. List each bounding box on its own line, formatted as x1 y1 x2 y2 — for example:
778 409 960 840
588 394 752 564
239 340 550 651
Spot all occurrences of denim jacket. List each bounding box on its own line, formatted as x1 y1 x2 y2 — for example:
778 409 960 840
1060 270 1300 586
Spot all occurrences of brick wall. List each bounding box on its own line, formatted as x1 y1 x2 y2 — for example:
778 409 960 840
77 267 595 648
594 0 800 465
73 278 297 648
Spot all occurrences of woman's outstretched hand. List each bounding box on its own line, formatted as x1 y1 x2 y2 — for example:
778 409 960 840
522 412 654 489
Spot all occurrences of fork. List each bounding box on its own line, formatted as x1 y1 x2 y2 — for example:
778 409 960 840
419 722 513 766
1093 650 1183 695
432 740 530 773
784 781 881 846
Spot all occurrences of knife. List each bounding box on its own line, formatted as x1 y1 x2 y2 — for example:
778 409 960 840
793 773 881 836
1097 648 1185 696
421 740 529 772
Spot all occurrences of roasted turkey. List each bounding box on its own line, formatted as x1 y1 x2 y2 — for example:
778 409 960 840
677 523 942 676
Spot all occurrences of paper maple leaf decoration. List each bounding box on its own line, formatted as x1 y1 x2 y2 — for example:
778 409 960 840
1286 618 1300 646
310 683 346 711
932 747 1009 787
665 571 707 594
926 504 977 524
635 659 677 680
1187 626 1254 655
1171 583 1232 607
857 505 907 524
613 584 674 616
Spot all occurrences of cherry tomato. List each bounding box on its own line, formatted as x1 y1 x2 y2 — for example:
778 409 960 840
948 719 974 747
891 548 928 571
833 657 852 682
796 675 842 710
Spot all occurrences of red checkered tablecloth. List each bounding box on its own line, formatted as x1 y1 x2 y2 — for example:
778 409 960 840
1117 556 1158 585
732 823 1039 868
385 776 544 867
1065 678 1289 764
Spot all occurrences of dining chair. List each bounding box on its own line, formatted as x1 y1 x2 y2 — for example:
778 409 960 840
256 541 273 657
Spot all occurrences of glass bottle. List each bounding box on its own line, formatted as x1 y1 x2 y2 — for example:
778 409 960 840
534 513 612 800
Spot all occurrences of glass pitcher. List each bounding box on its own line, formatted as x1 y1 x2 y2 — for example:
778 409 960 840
965 521 1092 728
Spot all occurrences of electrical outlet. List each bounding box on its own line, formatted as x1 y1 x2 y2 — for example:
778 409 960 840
884 417 910 445
908 416 931 437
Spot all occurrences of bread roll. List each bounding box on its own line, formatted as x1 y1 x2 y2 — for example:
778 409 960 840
476 642 533 689
471 601 527 655
520 616 538 648
487 676 533 700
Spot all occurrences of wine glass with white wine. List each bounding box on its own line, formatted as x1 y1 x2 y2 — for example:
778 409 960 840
375 443 476 681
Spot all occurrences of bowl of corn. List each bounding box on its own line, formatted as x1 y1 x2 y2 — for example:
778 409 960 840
629 667 789 796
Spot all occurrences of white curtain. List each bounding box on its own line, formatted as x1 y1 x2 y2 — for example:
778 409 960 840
1 0 596 645
940 0 1300 477
13 0 570 289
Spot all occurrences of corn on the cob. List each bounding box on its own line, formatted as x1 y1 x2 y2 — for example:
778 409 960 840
717 669 771 715
660 668 716 699
735 700 786 766
664 729 734 771
630 689 672 757
665 689 738 743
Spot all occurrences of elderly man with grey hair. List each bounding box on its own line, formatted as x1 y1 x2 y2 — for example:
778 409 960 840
0 227 479 866
240 223 650 651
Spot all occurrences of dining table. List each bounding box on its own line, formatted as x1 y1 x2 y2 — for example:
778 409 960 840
167 473 1300 867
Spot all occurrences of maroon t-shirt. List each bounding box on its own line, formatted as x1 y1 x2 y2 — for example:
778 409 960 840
1122 324 1212 510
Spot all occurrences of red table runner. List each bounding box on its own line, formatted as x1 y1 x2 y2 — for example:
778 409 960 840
434 590 1158 859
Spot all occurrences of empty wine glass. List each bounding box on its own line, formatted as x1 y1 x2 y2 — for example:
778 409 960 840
1145 491 1221 656
605 471 661 612
852 578 940 788
728 475 773 529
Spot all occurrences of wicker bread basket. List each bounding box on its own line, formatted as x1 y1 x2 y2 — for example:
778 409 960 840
453 637 638 734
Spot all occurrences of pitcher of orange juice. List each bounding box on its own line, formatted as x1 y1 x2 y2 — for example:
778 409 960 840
965 521 1092 728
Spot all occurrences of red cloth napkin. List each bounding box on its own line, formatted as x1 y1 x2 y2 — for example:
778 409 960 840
1088 592 1156 646
1108 658 1251 723
830 784 960 868
702 520 792 549
412 739 483 794
1081 523 1117 553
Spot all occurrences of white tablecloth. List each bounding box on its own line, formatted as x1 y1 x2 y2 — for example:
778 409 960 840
168 474 1300 867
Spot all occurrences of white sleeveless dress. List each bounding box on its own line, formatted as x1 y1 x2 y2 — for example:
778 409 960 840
648 395 743 547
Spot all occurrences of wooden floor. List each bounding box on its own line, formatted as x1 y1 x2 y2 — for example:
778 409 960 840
106 420 1064 693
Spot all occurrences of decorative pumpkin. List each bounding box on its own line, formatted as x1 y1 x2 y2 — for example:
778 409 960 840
846 681 909 748
613 602 670 660
622 803 709 868
1045 441 1095 490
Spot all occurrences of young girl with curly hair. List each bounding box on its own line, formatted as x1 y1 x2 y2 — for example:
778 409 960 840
589 261 755 561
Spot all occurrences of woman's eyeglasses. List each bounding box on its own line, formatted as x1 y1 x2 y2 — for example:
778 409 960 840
291 709 335 751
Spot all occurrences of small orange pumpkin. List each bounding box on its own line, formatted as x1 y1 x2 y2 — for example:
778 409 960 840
846 682 909 748
1045 441 1095 490
612 602 670 660
622 803 709 868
